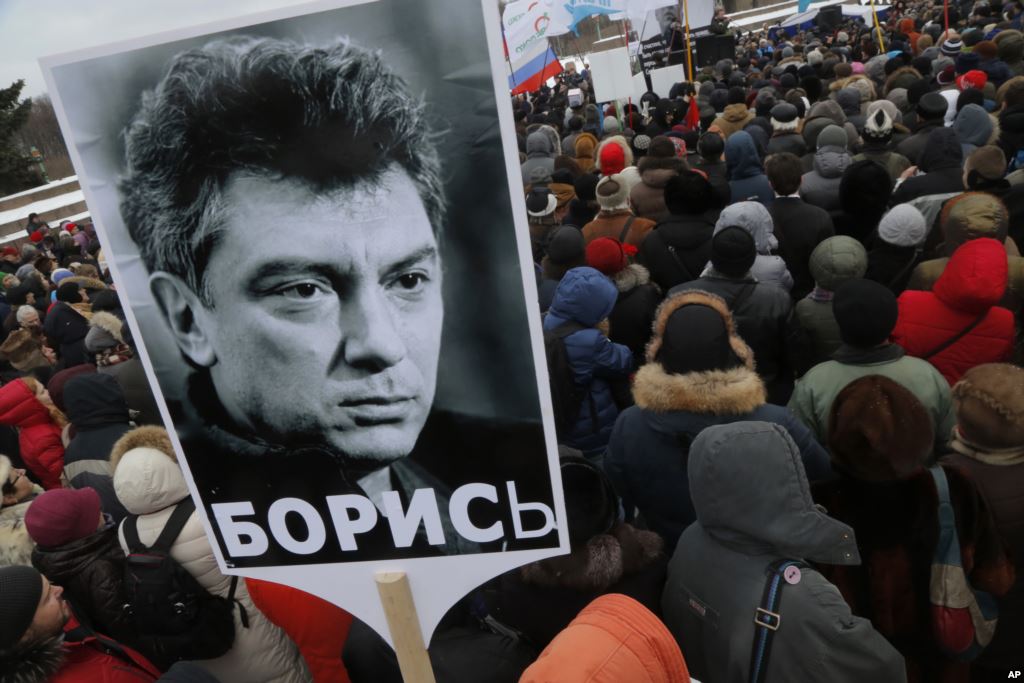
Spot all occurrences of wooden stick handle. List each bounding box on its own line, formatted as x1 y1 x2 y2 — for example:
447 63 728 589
375 571 436 683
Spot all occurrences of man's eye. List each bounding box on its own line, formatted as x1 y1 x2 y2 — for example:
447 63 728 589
276 283 328 300
394 273 427 291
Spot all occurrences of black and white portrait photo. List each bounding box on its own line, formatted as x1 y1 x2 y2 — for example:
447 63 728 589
43 0 565 571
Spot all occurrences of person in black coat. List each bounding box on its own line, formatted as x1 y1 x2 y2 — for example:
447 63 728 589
561 173 599 230
585 237 662 366
482 455 666 649
765 152 835 300
43 283 91 370
832 159 894 245
671 227 808 405
890 127 965 206
638 171 718 292
691 132 731 208
62 373 132 521
25 487 163 668
865 204 928 295
896 91 949 165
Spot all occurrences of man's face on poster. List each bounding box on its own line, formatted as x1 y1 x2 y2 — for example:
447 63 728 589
177 167 443 464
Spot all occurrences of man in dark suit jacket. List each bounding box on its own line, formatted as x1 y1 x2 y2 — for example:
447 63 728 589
765 153 834 300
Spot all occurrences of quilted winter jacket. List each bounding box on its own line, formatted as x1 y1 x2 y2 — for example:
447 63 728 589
520 594 689 683
543 268 634 459
800 146 853 213
892 239 1015 385
629 155 685 222
0 378 65 490
112 429 311 683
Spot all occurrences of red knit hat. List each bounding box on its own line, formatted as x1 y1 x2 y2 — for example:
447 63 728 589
29 230 43 244
25 487 102 548
957 69 988 91
586 237 636 275
598 142 625 176
0 247 17 258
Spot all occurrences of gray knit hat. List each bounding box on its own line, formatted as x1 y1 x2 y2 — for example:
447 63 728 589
878 204 927 247
817 124 848 150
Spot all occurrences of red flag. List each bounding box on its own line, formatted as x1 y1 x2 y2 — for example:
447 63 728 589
685 96 700 131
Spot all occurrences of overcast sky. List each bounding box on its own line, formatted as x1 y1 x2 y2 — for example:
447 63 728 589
0 0 319 97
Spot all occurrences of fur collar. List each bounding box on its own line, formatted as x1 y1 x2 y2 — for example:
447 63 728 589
0 636 63 682
110 426 176 472
520 523 662 592
829 73 874 94
632 362 766 414
613 263 651 292
637 155 685 174
883 66 922 94
645 289 755 366
87 311 123 342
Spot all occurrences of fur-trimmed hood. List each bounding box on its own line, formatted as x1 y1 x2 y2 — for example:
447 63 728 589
60 276 106 292
86 311 123 342
636 154 685 174
0 636 64 683
829 73 877 99
884 66 923 95
110 426 187 516
0 500 37 568
520 523 662 592
612 263 652 292
634 290 766 414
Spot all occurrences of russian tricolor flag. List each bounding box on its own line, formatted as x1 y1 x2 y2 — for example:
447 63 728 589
508 40 563 95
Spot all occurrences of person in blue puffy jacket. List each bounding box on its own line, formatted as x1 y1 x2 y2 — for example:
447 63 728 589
542 267 633 462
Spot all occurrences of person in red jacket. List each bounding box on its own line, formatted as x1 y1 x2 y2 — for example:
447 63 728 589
0 378 67 490
892 238 1015 385
0 565 163 682
245 579 352 683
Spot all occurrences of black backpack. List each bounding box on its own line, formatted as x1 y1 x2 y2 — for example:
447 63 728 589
543 322 599 436
121 498 243 666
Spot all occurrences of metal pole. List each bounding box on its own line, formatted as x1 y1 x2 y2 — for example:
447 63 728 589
871 0 886 53
683 0 694 82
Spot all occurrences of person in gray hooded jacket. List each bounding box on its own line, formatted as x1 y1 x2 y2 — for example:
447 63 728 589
801 125 853 215
707 201 793 292
521 130 556 184
662 421 907 683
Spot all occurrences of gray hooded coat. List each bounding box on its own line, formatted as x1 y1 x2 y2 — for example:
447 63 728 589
520 131 556 184
662 422 907 683
707 201 794 292
800 144 852 213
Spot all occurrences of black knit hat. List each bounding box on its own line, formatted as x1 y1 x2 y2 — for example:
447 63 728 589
546 226 585 265
0 566 43 650
833 279 898 348
573 173 599 202
711 226 756 277
657 304 742 375
560 456 617 547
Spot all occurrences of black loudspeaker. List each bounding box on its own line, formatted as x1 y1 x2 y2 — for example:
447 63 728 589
695 35 735 68
816 5 843 31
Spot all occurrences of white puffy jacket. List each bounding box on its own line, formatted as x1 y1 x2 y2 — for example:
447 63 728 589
112 427 310 683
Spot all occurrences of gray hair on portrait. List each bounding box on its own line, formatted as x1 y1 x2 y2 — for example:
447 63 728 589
119 36 446 305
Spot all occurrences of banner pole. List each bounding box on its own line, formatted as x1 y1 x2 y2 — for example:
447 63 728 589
376 572 436 683
683 0 694 82
871 0 886 53
619 18 635 129
944 0 950 33
501 22 520 94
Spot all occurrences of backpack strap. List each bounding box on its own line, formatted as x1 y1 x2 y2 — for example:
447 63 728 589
921 311 988 361
227 576 250 628
149 498 198 554
749 559 807 683
885 248 923 291
122 515 147 555
618 216 636 244
929 465 959 564
666 243 696 282
731 283 756 312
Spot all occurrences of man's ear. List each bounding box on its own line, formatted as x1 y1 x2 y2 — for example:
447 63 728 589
2 493 17 506
149 272 217 368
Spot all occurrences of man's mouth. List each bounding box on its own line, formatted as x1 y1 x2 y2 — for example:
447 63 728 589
337 396 416 425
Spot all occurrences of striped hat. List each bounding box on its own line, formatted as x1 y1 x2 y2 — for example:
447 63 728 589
941 38 963 56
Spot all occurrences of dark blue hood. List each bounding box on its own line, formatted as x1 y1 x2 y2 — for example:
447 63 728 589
544 267 618 328
726 131 763 181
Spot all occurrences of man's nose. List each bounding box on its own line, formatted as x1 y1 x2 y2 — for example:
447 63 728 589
341 287 406 371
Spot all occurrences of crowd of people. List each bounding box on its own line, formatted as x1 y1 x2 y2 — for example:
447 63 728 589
0 0 1023 680
518 0 1024 680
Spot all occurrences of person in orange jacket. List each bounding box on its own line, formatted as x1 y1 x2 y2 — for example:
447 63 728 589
519 593 690 683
